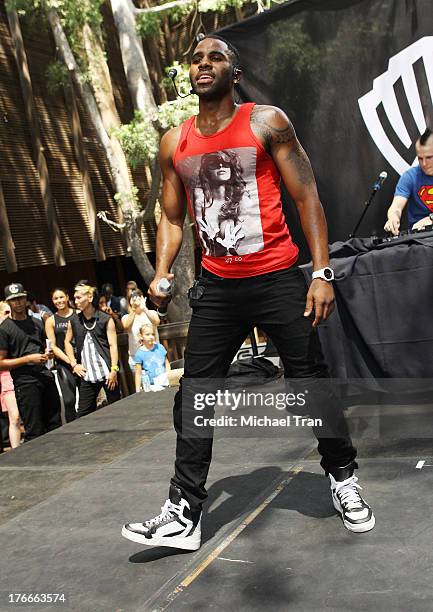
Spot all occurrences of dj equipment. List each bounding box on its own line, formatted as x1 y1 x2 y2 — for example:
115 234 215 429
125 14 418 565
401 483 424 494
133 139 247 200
371 224 433 245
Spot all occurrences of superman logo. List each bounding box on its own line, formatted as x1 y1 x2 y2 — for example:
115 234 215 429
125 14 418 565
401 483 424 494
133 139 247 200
418 185 433 212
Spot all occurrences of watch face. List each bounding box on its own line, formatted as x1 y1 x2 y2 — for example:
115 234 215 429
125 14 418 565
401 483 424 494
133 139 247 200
324 268 333 280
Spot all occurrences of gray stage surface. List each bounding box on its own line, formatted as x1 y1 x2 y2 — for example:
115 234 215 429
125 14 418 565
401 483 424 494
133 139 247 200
0 388 432 611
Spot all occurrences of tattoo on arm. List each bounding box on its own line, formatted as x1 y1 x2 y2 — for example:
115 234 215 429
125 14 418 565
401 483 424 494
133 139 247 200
286 144 315 186
251 106 296 152
251 106 314 185
273 126 295 143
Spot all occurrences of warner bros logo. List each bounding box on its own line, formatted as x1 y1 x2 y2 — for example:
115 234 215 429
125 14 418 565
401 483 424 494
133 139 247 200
358 36 433 176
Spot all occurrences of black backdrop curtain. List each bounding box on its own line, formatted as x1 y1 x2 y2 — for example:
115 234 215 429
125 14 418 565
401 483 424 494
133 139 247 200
217 0 433 261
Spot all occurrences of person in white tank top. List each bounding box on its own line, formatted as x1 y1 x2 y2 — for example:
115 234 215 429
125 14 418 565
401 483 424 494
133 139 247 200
121 290 160 368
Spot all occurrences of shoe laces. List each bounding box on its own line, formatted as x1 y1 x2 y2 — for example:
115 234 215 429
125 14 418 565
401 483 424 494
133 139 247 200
334 475 364 510
144 500 179 527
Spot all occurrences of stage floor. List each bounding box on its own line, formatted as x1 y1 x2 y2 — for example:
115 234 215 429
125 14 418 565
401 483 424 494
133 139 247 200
0 388 432 611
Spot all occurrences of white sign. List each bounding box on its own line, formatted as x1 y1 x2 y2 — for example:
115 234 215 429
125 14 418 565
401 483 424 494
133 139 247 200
358 37 433 175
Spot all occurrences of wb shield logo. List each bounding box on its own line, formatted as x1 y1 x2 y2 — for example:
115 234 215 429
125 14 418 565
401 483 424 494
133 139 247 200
358 37 433 176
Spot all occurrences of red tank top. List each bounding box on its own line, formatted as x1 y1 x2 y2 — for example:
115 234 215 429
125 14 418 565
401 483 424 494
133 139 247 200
173 102 299 278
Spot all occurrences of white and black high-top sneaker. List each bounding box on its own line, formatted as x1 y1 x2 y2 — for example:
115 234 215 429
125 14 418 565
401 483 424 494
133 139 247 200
121 485 201 551
330 473 375 533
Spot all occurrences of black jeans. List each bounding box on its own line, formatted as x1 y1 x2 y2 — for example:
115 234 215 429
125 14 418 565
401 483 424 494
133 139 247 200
171 267 357 517
14 374 62 442
56 362 78 423
77 378 120 418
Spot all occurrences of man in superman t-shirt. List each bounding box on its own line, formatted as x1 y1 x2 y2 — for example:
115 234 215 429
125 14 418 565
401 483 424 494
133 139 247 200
384 127 433 235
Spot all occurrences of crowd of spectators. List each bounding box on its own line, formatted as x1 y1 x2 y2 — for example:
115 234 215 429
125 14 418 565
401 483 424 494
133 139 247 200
0 278 168 452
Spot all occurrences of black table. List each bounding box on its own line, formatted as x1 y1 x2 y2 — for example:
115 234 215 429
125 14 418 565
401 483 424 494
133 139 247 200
301 231 433 396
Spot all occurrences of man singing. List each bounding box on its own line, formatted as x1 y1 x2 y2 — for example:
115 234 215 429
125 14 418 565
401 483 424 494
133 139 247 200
122 35 375 550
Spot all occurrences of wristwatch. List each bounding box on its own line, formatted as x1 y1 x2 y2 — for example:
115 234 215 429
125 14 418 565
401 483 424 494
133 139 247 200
312 267 335 282
111 365 120 372
429 213 433 222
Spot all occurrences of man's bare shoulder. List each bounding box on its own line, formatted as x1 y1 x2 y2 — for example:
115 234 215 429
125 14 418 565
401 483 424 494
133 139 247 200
251 104 290 124
250 105 296 152
160 125 183 162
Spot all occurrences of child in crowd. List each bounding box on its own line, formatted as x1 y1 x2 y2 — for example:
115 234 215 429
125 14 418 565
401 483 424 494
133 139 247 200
122 290 160 369
135 325 170 392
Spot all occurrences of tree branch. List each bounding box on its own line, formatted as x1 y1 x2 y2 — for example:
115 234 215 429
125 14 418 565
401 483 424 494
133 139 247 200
133 0 193 15
97 211 126 232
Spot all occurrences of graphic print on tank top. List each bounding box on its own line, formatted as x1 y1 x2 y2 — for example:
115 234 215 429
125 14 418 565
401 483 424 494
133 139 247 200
177 147 264 257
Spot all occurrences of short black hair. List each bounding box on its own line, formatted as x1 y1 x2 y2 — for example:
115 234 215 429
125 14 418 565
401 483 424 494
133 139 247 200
418 127 433 146
101 283 114 294
195 33 241 69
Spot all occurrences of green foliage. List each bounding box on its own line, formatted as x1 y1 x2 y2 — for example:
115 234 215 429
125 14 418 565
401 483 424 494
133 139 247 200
157 94 199 131
46 60 68 93
6 0 104 72
114 186 139 212
113 64 198 169
6 0 34 17
6 0 104 29
111 111 159 170
170 1 195 23
136 11 161 39
134 0 255 30
198 0 248 12
54 0 104 31
6 0 48 35
5 0 41 13
52 0 105 67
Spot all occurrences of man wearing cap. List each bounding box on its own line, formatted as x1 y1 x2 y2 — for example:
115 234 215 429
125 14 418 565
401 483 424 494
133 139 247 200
0 283 62 441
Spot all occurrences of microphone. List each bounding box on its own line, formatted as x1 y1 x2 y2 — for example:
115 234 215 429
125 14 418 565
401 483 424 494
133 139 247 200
373 171 387 191
349 171 388 238
156 278 172 318
168 68 195 99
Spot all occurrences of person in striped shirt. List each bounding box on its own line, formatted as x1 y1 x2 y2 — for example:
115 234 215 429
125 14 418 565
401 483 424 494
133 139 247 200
64 284 120 418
